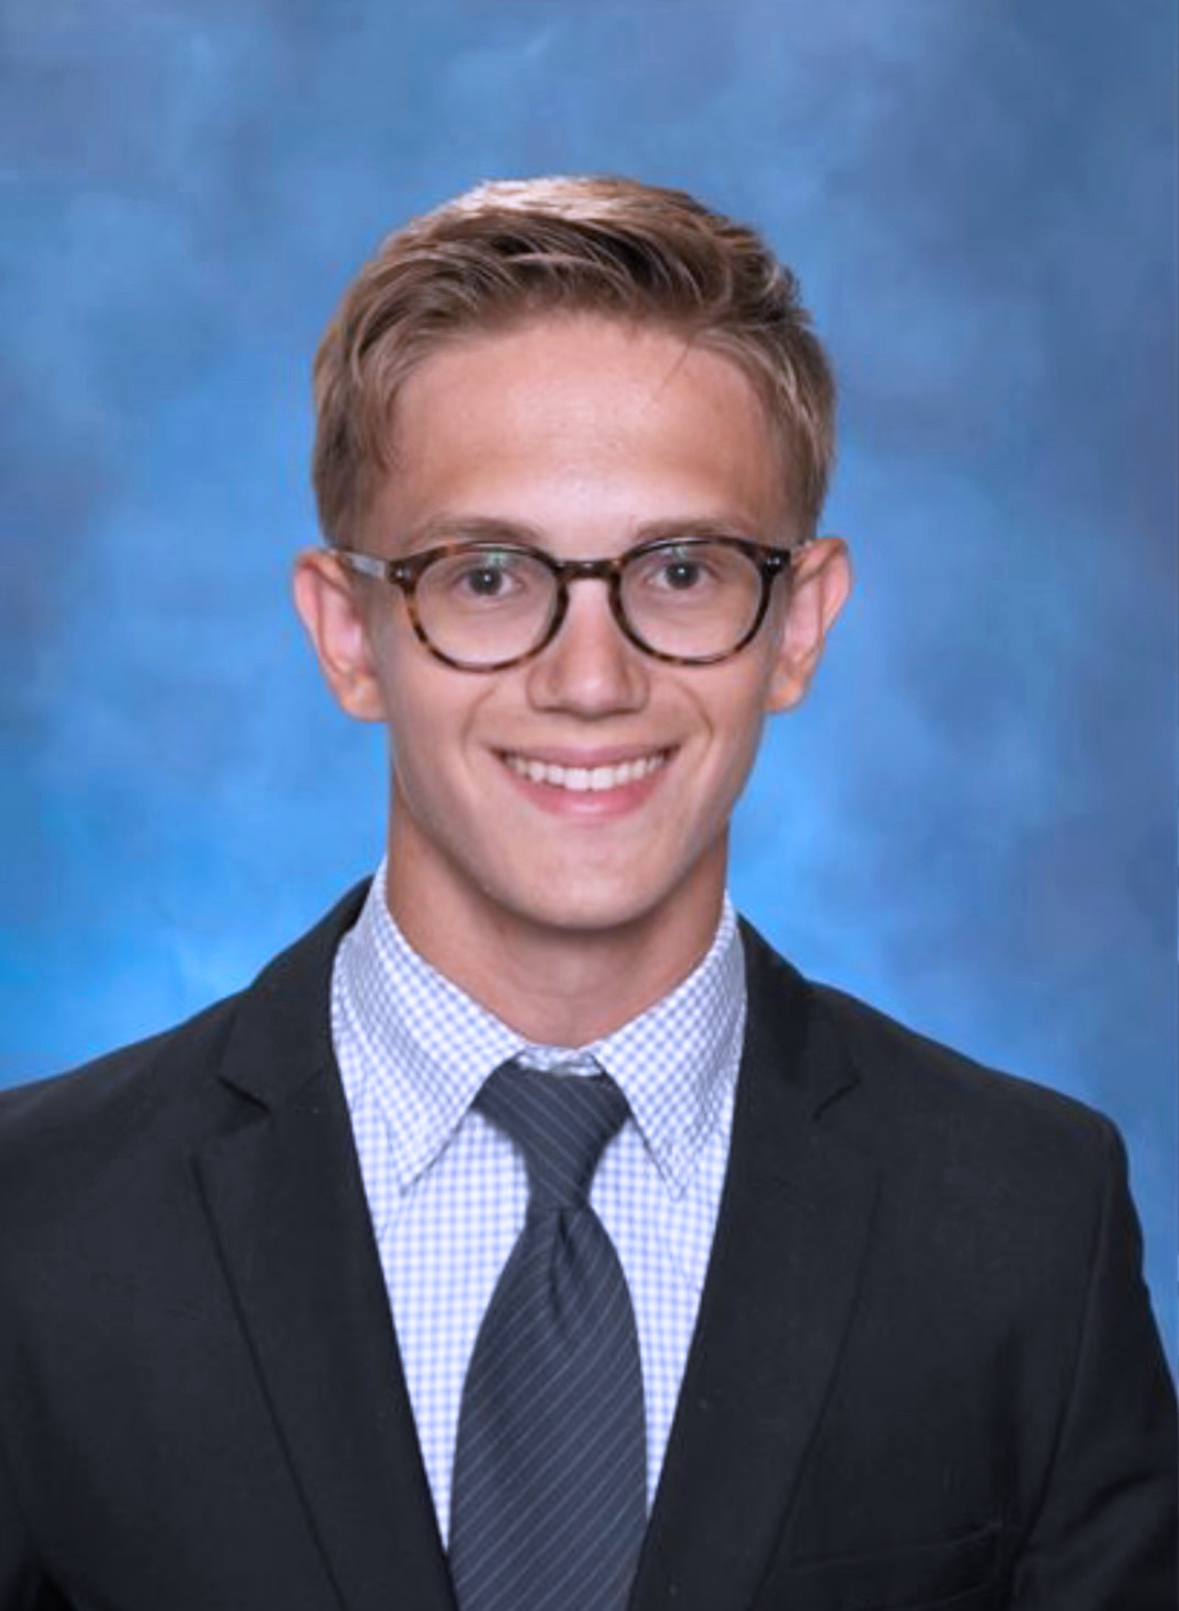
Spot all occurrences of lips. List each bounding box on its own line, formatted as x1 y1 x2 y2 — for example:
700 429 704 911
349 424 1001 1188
501 749 671 793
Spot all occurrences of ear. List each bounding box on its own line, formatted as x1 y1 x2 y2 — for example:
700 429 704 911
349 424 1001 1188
765 536 852 714
292 548 387 722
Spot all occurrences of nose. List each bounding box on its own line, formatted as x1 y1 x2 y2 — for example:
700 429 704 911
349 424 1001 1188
525 576 649 717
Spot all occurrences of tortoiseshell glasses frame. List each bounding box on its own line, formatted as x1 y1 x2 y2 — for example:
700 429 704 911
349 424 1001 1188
332 533 810 673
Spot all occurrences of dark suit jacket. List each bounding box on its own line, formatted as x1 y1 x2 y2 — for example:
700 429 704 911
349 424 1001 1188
1 885 1174 1611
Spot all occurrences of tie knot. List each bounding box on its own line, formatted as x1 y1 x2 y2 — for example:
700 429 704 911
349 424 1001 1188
476 1060 629 1209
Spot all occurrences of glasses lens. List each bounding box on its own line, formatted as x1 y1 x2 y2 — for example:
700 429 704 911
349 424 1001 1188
415 546 557 666
620 541 764 660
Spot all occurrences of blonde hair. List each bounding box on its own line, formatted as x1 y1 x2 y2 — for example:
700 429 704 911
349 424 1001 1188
312 176 835 544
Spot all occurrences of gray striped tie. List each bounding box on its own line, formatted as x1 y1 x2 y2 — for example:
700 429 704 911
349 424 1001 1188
449 1060 646 1611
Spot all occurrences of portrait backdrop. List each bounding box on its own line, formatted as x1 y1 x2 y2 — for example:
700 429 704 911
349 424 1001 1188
2 0 1175 1363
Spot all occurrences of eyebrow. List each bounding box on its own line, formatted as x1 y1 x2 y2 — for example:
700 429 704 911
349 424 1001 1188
399 513 767 554
402 515 546 551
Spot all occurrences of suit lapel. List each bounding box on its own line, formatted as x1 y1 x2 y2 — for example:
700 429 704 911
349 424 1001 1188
194 887 458 1611
630 926 879 1611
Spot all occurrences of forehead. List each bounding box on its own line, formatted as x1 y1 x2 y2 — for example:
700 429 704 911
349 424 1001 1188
365 314 794 548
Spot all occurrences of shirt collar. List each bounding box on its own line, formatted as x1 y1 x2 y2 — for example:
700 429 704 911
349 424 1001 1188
334 863 745 1195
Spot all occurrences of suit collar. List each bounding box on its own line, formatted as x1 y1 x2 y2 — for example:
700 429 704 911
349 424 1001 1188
208 893 858 1127
211 881 370 1110
737 917 863 1117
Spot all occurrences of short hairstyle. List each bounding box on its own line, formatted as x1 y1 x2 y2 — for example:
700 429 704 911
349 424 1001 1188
312 176 836 546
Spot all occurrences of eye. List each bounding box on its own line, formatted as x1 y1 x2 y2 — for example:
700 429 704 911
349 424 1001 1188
633 544 724 595
457 558 514 598
440 549 526 598
658 556 707 591
425 547 549 613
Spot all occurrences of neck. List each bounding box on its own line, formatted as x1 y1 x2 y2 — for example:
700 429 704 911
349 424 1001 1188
384 857 725 1048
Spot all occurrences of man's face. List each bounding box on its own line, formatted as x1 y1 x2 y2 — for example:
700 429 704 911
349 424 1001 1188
297 314 849 974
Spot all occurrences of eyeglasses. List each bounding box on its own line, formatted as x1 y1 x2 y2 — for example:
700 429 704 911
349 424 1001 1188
333 534 807 672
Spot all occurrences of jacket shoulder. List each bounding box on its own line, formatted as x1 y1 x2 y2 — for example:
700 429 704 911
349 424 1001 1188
739 917 1120 1172
0 881 370 1219
0 996 240 1159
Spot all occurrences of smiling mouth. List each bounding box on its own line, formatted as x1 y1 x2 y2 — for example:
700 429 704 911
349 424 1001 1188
501 750 673 793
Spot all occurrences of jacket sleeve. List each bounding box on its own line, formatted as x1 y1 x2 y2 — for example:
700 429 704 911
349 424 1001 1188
1011 1118 1178 1608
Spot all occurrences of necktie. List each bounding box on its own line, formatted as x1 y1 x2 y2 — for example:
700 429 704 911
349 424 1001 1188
449 1060 647 1611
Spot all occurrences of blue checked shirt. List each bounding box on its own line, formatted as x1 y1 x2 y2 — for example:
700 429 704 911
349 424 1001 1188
331 865 745 1543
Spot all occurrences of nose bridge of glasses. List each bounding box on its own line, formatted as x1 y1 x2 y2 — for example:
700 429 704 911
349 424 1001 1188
530 554 647 673
556 555 623 586
549 557 628 640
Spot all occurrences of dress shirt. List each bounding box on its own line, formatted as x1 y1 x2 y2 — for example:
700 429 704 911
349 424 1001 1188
331 864 745 1543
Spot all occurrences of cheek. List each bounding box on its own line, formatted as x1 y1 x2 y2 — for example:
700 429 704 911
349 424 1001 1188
711 652 779 740
685 674 772 808
715 714 767 812
381 663 496 800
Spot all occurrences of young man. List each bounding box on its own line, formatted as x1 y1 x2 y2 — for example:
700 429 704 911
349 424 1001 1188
0 178 1174 1610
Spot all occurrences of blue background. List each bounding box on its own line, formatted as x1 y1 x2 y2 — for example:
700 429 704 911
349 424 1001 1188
2 0 1175 1363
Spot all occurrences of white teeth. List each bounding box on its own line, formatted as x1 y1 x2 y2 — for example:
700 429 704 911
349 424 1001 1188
504 752 668 792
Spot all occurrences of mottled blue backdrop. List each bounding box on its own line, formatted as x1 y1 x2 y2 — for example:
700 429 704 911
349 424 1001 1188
2 0 1175 1361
